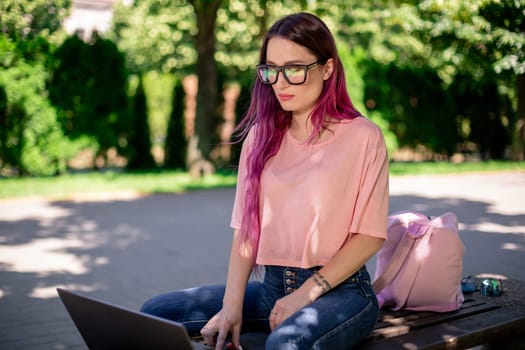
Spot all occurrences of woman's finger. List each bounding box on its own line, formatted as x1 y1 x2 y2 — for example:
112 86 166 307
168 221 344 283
201 326 216 346
269 310 280 330
215 326 229 350
231 322 242 350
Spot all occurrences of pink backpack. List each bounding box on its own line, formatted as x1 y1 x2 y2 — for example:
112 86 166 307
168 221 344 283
372 211 465 312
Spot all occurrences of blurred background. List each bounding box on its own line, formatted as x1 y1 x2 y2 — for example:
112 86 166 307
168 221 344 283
1 0 524 179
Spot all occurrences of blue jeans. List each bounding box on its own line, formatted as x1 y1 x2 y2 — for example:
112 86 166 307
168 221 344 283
140 265 379 350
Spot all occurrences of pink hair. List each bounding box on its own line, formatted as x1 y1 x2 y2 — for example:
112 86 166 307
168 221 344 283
234 13 361 258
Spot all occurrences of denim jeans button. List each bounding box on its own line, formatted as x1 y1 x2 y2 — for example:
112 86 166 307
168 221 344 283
286 287 295 293
285 278 293 285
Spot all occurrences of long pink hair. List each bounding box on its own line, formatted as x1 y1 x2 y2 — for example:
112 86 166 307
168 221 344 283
234 12 362 257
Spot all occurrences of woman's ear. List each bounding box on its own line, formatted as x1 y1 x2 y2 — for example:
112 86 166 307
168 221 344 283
323 58 334 80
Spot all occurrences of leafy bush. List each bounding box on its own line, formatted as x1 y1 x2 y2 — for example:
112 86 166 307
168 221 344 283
0 35 86 175
48 34 130 164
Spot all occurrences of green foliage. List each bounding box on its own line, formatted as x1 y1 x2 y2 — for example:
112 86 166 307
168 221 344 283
111 0 310 77
48 34 130 161
416 0 525 78
0 0 88 176
0 36 87 176
215 0 303 76
411 0 523 158
0 84 22 170
337 44 399 155
3 0 523 178
333 0 524 158
363 61 460 156
0 0 71 40
142 71 175 142
111 0 196 73
450 74 510 159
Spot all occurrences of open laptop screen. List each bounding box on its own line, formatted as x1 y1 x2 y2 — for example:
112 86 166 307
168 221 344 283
57 288 212 350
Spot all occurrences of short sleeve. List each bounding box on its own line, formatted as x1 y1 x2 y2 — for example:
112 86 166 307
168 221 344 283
348 124 389 239
230 129 255 229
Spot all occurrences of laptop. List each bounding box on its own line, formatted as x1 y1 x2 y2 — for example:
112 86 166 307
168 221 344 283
57 288 219 350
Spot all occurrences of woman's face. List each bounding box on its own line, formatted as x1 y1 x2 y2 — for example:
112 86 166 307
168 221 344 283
265 37 333 118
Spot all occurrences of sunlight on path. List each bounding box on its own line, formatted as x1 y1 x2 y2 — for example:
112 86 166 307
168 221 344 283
0 237 100 276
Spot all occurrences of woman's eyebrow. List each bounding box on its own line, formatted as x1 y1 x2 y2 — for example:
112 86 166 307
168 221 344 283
265 59 309 65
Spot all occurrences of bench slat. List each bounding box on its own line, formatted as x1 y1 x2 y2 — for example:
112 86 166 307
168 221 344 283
372 299 500 339
359 308 525 350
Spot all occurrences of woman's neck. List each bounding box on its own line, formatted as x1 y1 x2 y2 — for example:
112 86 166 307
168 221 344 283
289 112 313 143
289 112 340 143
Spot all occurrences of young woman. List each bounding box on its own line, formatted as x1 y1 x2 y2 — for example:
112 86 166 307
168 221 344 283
141 12 389 350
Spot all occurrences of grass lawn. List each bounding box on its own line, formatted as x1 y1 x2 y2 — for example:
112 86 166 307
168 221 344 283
0 161 523 200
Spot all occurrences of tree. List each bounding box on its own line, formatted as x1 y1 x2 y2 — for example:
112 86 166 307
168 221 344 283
334 0 524 159
363 61 459 157
0 0 87 176
479 0 525 159
410 0 525 159
0 83 22 172
127 75 156 169
185 0 223 177
0 52 85 175
49 34 130 167
110 0 309 173
164 78 187 169
0 0 71 41
336 1 440 156
112 0 524 164
450 75 510 159
110 0 196 74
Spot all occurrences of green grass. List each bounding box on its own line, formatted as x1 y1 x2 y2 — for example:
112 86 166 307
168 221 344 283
388 160 525 175
0 161 523 200
0 169 238 200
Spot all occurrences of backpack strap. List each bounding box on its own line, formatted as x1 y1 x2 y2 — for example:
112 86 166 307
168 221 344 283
390 227 434 310
372 222 432 294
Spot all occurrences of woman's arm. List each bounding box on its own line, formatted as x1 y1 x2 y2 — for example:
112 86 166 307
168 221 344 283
201 229 254 350
306 234 384 300
269 234 384 329
223 229 256 308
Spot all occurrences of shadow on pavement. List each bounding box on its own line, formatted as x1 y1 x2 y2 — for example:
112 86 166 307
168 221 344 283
0 185 524 349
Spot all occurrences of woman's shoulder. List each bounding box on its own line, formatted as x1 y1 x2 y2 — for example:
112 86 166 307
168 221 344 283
334 117 387 156
337 116 383 138
241 124 258 147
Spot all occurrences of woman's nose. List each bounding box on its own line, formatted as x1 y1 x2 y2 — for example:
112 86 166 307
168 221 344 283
274 72 289 87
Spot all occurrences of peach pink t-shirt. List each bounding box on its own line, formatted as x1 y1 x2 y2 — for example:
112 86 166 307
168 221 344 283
230 117 389 268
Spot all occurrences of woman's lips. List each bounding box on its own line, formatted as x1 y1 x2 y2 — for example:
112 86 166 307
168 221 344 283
278 94 294 101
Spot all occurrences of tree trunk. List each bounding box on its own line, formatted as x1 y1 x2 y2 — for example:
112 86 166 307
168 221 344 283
512 74 525 160
187 0 222 177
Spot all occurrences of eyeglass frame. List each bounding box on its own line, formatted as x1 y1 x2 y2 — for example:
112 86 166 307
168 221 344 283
256 59 325 85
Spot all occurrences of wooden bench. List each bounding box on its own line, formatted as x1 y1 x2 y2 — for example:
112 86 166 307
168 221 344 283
237 298 525 349
358 298 525 349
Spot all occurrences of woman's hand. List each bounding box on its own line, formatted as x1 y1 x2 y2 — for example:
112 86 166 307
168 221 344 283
269 286 315 330
201 306 243 350
204 229 253 349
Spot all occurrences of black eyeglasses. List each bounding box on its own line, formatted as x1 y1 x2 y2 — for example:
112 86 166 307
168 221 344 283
256 60 323 85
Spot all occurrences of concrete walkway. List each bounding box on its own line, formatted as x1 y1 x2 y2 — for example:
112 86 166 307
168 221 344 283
0 172 524 349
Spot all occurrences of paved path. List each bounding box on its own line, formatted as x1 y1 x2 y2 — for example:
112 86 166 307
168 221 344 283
0 172 524 349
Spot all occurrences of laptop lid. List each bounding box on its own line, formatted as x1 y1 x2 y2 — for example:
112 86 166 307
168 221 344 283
57 288 212 350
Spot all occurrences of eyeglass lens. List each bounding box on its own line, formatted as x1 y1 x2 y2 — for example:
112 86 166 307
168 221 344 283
257 66 307 85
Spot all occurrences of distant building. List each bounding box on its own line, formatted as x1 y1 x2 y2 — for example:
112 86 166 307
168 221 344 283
62 0 119 40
